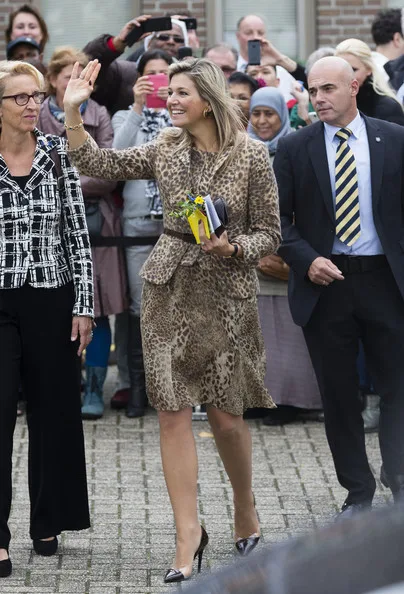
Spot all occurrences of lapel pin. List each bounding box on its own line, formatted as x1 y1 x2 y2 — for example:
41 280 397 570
375 137 381 142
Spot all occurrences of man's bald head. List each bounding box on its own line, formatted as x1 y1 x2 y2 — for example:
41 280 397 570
309 56 355 85
236 14 266 60
308 56 359 128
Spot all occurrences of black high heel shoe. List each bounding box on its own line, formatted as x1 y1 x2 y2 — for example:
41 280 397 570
235 493 260 557
33 536 58 556
164 525 209 583
0 550 12 578
235 533 260 556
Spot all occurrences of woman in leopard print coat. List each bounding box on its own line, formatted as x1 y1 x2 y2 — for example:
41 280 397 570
64 57 281 583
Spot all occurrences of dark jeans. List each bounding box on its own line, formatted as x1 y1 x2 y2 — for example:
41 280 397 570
303 265 404 504
0 282 90 549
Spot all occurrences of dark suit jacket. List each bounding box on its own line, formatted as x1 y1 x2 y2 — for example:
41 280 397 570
274 115 404 327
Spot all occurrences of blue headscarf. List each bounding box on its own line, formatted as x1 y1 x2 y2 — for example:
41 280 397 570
247 87 291 154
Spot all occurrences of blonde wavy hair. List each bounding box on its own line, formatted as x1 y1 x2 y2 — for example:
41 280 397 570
0 59 44 103
47 46 89 95
335 38 400 103
163 58 246 159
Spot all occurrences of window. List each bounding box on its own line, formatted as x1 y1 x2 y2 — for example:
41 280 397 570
40 1 135 60
222 0 297 58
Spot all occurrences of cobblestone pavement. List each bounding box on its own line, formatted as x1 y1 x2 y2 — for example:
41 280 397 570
5 366 390 594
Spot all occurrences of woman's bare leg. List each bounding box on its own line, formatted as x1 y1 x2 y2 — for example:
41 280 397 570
207 406 259 538
158 408 202 574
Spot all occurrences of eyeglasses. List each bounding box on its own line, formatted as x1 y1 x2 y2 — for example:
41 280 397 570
155 33 185 44
2 91 46 106
221 66 236 74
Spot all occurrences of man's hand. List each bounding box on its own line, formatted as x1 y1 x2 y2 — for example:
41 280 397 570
260 39 297 73
258 254 289 281
112 14 152 52
71 316 93 357
308 257 344 286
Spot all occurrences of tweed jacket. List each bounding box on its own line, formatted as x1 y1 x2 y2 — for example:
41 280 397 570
0 130 94 317
68 131 281 299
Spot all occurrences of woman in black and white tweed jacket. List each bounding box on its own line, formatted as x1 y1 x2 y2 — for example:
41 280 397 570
0 60 93 578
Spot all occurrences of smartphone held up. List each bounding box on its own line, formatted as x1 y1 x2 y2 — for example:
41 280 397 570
145 73 169 109
125 16 172 47
248 39 261 66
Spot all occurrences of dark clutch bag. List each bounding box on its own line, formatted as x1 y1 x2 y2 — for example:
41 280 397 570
212 196 228 237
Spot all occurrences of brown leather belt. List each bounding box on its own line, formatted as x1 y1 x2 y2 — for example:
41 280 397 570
164 227 196 244
331 254 388 274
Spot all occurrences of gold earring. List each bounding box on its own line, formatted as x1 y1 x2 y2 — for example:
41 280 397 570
203 107 211 118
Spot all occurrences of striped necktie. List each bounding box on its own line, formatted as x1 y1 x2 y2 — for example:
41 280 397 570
335 128 361 246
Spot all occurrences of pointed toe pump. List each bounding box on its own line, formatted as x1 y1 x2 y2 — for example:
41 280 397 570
164 525 209 583
235 533 260 556
235 493 260 556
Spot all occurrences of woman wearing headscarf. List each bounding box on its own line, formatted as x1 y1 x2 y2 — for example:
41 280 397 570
248 87 322 425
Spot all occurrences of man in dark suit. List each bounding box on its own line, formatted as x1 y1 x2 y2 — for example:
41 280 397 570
274 56 404 518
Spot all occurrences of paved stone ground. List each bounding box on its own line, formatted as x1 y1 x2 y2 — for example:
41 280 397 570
4 365 390 594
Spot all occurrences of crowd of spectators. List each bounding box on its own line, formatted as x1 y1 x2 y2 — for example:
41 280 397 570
4 4 404 431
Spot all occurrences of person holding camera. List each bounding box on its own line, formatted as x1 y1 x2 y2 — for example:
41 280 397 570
83 15 187 115
63 56 280 583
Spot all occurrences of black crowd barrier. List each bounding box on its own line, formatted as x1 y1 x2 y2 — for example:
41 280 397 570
89 235 160 247
180 504 404 594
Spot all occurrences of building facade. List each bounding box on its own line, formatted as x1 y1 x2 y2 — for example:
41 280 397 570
0 0 402 63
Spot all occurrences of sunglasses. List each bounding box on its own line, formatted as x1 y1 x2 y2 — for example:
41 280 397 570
2 91 46 106
155 33 185 44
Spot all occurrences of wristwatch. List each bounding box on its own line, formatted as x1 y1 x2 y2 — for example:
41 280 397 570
225 243 239 258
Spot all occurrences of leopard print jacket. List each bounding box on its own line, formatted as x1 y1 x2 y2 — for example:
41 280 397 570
69 132 281 299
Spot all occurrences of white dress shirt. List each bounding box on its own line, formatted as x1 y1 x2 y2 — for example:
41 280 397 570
323 111 384 255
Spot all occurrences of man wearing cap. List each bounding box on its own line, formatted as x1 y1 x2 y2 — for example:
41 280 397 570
6 36 41 61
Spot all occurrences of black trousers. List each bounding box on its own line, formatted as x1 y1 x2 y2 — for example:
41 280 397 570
0 282 90 549
303 263 404 504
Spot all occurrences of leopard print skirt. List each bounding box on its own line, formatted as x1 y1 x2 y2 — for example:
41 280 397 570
141 263 275 415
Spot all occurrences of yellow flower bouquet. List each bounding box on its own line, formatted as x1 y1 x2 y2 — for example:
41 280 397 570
169 193 210 244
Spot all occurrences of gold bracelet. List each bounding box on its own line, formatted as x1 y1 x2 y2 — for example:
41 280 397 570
64 119 84 131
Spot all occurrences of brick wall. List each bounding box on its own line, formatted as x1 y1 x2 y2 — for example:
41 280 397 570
140 0 207 47
0 0 35 60
0 1 390 63
317 0 384 48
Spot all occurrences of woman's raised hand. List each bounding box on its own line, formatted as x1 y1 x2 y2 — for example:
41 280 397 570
64 60 101 110
133 75 154 109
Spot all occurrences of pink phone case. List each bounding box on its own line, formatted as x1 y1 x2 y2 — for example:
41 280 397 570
146 73 169 108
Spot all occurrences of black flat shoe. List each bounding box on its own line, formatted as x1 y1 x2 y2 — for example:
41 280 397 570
33 536 58 556
125 406 145 419
335 501 372 522
0 552 12 578
263 405 300 426
164 525 209 583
